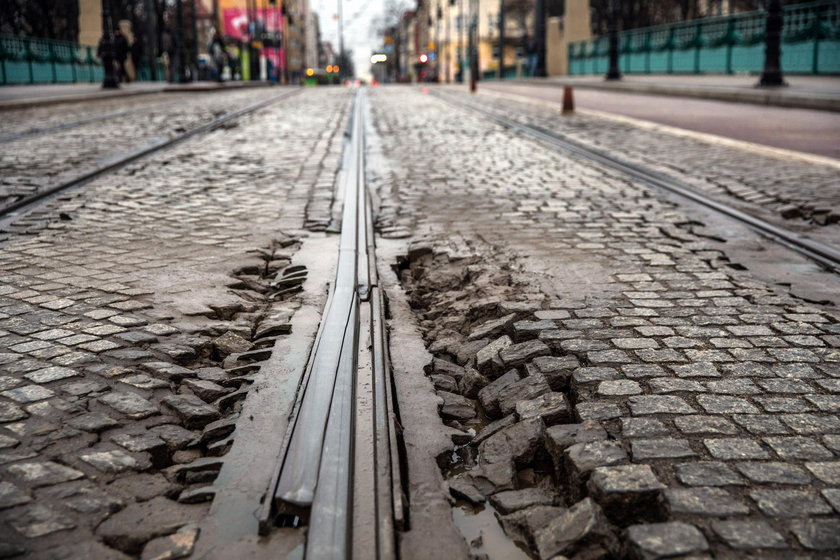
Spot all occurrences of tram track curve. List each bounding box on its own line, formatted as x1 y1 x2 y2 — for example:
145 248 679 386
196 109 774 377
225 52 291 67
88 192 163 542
433 90 840 274
0 88 302 221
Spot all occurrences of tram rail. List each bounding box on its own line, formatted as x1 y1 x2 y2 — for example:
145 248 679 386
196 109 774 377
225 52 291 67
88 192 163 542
258 88 402 559
0 105 157 144
0 89 301 219
434 90 840 273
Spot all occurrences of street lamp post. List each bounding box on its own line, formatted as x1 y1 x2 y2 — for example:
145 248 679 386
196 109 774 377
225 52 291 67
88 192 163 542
338 0 345 81
273 0 281 83
174 0 188 82
757 0 786 87
190 0 199 80
247 0 259 81
143 0 157 81
445 1 451 83
534 0 545 76
435 3 442 82
100 0 119 88
605 0 621 81
497 0 504 80
457 0 464 82
468 0 477 92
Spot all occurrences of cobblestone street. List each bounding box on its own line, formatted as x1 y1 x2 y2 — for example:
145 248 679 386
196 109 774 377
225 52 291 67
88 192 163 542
436 88 840 234
0 88 284 215
0 87 350 558
0 83 838 560
369 87 840 558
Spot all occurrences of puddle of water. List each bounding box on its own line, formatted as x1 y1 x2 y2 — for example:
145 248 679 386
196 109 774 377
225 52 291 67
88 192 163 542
444 437 476 478
452 501 532 560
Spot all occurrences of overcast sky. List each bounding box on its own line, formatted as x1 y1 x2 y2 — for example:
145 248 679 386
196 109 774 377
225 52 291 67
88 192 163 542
313 0 386 80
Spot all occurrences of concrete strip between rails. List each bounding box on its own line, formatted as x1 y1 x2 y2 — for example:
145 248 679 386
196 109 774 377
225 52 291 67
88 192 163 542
265 88 402 559
196 87 467 560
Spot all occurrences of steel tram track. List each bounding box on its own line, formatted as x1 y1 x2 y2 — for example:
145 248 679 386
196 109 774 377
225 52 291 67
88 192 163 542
434 91 840 274
258 88 402 559
3 85 403 557
0 88 301 220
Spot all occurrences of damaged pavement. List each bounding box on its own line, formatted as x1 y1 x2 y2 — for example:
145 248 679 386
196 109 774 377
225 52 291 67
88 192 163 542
1 83 839 560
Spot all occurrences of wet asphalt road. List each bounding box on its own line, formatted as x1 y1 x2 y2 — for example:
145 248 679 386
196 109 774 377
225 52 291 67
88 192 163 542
480 82 840 159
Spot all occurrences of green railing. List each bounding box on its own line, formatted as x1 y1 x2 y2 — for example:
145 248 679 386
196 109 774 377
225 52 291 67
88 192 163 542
0 34 107 85
568 0 840 75
482 65 519 80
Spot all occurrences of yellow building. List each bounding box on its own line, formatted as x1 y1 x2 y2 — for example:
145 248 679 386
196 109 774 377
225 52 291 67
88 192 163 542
434 0 592 80
436 0 527 82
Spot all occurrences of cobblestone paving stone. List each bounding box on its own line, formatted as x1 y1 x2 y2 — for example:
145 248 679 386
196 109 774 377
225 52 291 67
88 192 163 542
0 87 349 558
0 88 284 211
371 86 840 558
0 91 218 139
439 88 840 229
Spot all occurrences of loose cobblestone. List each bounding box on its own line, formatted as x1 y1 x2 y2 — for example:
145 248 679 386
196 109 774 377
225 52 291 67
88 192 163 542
0 88 350 557
378 87 840 558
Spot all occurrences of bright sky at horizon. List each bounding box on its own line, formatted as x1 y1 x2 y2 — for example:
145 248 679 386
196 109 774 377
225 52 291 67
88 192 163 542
314 0 386 80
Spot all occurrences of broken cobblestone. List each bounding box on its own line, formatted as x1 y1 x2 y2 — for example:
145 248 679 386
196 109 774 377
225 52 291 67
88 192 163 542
0 89 346 557
533 498 617 559
368 87 840 558
587 464 666 524
625 522 709 559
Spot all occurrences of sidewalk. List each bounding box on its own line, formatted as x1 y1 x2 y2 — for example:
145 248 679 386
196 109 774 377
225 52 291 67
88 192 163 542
0 81 274 111
513 75 840 112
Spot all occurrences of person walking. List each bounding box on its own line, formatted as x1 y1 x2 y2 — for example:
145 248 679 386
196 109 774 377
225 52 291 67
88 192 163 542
208 31 227 82
523 34 538 77
113 28 130 82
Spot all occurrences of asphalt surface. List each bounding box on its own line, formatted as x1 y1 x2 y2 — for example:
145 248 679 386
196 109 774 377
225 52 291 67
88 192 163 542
480 82 840 159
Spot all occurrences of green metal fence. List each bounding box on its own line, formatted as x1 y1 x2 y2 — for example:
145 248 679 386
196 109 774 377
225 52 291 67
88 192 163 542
568 0 840 75
0 34 107 85
482 65 519 80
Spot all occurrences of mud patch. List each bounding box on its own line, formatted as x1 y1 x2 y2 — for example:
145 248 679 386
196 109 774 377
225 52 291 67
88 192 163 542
89 234 307 556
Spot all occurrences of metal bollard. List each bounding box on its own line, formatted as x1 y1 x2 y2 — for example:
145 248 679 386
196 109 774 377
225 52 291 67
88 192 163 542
562 86 574 114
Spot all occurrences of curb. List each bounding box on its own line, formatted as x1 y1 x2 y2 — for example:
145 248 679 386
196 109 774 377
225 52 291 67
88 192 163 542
0 89 165 111
161 81 274 93
0 81 276 111
507 79 840 113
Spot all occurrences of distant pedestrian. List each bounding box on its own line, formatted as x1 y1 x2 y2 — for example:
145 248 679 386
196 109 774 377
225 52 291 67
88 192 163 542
131 35 144 80
113 28 130 82
523 34 538 77
208 31 227 82
161 28 174 81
